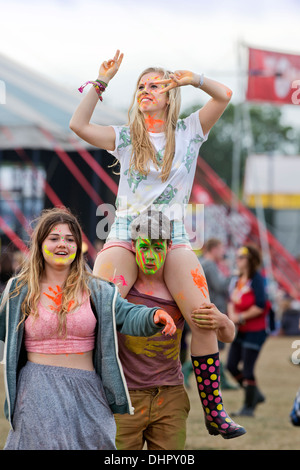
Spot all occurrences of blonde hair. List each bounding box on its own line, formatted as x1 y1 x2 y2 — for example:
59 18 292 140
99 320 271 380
13 207 91 337
111 67 181 183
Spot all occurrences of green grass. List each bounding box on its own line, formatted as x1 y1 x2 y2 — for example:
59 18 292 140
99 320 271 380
185 336 300 450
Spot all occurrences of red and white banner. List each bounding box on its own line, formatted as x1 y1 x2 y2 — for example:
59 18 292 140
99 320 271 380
246 47 300 104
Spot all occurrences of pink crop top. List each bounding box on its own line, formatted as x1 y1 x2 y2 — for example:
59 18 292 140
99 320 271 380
25 298 97 354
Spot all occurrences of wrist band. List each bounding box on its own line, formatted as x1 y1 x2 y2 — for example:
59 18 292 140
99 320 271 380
78 80 107 101
197 73 204 88
95 79 108 88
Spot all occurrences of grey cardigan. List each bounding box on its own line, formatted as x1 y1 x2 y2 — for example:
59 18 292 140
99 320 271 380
0 276 162 430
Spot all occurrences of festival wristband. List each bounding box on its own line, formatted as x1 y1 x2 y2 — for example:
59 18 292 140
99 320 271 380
78 80 107 101
95 79 108 88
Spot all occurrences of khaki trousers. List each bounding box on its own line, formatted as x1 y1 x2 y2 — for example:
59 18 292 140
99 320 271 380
114 384 190 450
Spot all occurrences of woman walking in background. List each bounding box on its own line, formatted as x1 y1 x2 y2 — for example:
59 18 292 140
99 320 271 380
227 245 269 416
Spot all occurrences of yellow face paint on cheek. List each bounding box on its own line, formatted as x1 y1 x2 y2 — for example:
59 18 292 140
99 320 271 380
43 245 54 257
43 245 76 264
54 253 76 264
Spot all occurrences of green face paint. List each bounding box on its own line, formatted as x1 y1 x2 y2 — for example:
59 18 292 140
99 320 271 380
135 238 167 275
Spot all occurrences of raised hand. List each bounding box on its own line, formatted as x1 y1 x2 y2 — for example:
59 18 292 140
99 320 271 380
98 49 124 82
154 309 176 336
153 70 199 93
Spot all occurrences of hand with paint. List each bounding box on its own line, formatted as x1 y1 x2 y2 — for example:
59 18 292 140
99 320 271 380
98 49 124 83
191 303 228 330
191 302 235 343
154 70 199 93
153 309 176 336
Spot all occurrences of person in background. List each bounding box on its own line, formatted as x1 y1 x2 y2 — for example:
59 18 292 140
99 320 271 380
227 245 269 417
200 239 231 314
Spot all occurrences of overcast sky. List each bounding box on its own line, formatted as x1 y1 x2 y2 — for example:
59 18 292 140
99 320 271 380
1 0 300 123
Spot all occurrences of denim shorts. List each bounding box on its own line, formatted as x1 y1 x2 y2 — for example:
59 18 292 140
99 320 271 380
102 216 192 253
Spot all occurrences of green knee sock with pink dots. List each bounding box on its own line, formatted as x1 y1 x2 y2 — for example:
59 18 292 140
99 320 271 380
191 352 246 439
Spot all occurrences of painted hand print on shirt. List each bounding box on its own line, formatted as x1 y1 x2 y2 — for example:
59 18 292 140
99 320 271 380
43 285 75 312
124 330 182 360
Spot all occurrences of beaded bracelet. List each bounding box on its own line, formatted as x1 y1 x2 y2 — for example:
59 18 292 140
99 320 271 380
78 80 107 101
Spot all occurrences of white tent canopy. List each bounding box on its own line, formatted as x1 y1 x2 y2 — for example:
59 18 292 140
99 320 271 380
0 53 126 150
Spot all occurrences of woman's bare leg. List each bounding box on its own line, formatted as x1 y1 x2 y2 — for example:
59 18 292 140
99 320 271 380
163 248 218 355
93 246 138 298
164 247 246 439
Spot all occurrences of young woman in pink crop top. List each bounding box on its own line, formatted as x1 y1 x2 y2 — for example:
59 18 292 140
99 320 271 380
25 218 97 371
2 208 176 450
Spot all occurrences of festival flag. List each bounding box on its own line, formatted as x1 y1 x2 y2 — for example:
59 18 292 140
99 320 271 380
246 47 300 105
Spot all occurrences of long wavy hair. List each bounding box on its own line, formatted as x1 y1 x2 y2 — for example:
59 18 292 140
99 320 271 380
239 244 262 279
13 207 91 336
111 67 181 183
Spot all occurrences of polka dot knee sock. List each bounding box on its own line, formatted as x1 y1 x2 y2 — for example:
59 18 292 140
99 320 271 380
191 352 246 439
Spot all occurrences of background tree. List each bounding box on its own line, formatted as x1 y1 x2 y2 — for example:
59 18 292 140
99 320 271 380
180 103 300 192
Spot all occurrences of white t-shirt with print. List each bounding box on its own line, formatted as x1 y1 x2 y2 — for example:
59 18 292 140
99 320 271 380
107 110 208 221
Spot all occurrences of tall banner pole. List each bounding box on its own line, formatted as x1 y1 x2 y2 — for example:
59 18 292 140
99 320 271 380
231 39 244 209
229 39 247 268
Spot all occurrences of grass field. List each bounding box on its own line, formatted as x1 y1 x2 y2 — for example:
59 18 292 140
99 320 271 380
1 335 299 450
